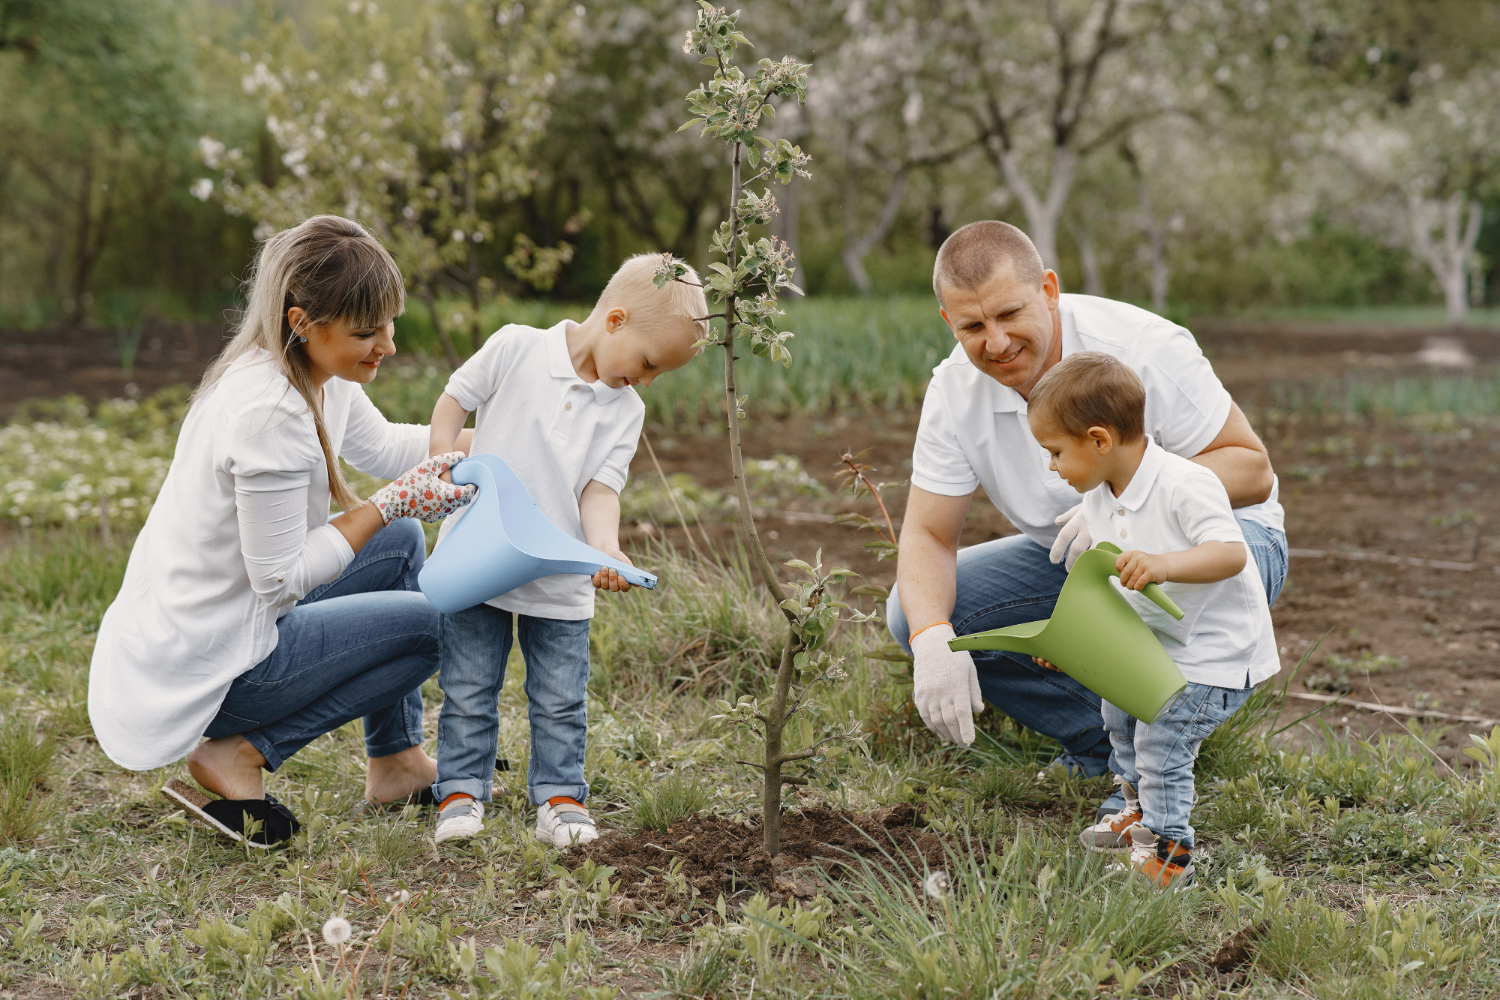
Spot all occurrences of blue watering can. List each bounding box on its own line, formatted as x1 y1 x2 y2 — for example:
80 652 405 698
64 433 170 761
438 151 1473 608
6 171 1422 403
418 453 657 614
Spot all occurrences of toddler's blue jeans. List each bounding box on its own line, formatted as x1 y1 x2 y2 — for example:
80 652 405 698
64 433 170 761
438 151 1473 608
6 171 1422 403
432 604 591 807
1102 682 1255 849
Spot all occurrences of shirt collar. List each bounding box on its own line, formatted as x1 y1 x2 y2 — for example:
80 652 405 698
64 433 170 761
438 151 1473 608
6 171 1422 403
989 297 1084 414
1112 436 1166 512
545 320 632 401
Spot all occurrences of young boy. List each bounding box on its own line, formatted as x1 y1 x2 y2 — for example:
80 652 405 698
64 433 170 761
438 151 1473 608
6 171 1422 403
1026 351 1279 888
426 254 707 847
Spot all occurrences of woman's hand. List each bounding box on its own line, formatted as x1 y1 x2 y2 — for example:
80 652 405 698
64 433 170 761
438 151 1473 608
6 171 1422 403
371 452 476 524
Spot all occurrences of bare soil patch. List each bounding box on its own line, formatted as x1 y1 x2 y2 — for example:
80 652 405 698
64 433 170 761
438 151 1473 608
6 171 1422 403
572 804 943 912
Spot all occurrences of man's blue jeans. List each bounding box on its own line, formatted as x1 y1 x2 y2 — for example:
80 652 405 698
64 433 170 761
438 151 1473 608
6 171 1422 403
433 605 591 807
886 518 1287 775
204 519 441 771
1103 682 1254 848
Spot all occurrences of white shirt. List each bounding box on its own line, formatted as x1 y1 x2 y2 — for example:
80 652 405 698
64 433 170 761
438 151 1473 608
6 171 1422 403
87 349 428 770
1082 439 1280 689
435 321 644 620
911 294 1283 546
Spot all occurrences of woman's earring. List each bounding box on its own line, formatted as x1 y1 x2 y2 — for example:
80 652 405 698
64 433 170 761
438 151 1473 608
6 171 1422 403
299 335 308 343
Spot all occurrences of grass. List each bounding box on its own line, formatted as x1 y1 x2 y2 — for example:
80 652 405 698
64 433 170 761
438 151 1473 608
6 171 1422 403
3 523 1500 997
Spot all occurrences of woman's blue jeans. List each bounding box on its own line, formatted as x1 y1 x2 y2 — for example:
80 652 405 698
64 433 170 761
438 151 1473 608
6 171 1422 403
433 605 591 807
203 519 441 771
886 518 1287 775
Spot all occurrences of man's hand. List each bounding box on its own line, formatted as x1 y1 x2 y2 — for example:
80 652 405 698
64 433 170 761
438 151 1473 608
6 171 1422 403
910 623 985 746
1032 655 1061 672
591 549 634 593
1115 550 1169 591
1049 504 1092 570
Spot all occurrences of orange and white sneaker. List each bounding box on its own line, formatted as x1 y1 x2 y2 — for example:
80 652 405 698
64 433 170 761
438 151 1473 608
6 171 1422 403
1079 779 1142 852
1121 827 1194 889
535 797 598 848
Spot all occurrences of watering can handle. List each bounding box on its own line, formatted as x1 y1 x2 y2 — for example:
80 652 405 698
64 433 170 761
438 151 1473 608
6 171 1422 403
1092 542 1185 621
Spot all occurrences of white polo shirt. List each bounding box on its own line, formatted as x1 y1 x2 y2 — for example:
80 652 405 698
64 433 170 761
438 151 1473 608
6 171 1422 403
435 321 644 620
1082 438 1280 689
910 294 1283 546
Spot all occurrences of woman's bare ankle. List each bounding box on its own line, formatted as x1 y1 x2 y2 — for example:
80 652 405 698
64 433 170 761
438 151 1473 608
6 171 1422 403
365 746 438 803
187 736 267 800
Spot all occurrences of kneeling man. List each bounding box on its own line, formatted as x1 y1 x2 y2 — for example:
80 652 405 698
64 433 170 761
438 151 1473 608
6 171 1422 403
888 221 1286 793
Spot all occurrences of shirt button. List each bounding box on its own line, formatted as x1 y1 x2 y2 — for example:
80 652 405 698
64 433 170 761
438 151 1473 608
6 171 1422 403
1119 530 1128 539
564 402 573 411
1116 508 1125 516
571 384 581 390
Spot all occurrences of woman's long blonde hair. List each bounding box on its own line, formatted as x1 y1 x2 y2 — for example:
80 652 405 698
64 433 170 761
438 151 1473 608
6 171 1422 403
196 215 405 512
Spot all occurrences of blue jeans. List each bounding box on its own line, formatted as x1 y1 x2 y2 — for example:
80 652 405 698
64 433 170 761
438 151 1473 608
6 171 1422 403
433 604 591 807
1102 683 1255 848
204 519 440 771
886 518 1287 775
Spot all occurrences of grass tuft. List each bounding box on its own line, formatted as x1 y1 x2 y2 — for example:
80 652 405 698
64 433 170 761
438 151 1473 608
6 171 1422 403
629 769 713 832
0 716 59 845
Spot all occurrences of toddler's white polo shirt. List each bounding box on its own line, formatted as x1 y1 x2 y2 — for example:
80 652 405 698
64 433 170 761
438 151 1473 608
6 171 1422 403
1080 438 1280 689
910 294 1283 546
435 321 645 620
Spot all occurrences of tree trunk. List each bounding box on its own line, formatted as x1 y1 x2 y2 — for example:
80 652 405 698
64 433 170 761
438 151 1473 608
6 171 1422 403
842 167 908 295
997 145 1076 273
1068 222 1105 297
1409 194 1482 327
421 282 462 368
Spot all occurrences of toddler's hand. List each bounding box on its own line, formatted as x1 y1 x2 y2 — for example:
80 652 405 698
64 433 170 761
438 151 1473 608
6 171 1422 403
1032 656 1061 672
592 549 634 593
1115 550 1168 591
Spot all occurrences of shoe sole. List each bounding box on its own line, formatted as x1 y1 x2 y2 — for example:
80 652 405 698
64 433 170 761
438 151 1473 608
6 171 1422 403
161 780 275 850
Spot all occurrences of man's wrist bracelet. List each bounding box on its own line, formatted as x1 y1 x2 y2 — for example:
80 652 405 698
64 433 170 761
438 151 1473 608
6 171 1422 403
910 621 951 641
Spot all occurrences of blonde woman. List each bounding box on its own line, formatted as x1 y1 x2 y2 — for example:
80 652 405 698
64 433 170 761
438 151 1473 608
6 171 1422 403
88 216 474 847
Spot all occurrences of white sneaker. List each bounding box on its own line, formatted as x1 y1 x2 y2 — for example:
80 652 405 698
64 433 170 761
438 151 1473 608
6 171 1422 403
434 797 484 844
1108 823 1158 873
535 798 598 848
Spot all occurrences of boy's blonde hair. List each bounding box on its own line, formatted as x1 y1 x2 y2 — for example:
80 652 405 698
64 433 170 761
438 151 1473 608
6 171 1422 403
1028 351 1146 443
595 253 708 343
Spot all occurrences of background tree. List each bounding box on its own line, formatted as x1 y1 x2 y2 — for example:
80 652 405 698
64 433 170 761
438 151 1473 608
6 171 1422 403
201 0 579 363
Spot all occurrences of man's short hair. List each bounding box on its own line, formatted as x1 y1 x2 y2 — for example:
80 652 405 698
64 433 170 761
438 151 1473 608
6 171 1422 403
1028 351 1146 443
932 221 1045 304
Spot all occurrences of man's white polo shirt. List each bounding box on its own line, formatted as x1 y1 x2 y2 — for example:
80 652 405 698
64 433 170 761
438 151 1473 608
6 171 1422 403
910 294 1283 546
1081 438 1280 689
435 320 645 620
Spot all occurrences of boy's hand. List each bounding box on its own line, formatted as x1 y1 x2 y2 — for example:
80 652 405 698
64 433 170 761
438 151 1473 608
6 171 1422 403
1115 550 1169 591
592 549 633 593
1032 656 1061 672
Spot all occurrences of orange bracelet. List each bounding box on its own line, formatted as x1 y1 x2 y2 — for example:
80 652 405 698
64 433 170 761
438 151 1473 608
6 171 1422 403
910 621 951 641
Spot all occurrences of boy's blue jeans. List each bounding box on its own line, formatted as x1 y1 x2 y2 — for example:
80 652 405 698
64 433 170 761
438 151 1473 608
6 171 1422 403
433 604 590 807
1102 682 1254 849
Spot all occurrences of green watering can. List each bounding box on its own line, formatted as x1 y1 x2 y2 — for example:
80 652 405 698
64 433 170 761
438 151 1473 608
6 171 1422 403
948 542 1188 723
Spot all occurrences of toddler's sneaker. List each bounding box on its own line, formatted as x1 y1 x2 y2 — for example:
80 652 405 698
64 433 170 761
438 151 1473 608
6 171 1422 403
535 797 598 848
1136 838 1195 890
1079 779 1142 853
434 795 485 844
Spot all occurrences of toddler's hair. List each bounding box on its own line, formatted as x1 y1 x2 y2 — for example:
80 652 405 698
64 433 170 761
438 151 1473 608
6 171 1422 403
597 253 709 341
1028 351 1146 443
933 220 1045 305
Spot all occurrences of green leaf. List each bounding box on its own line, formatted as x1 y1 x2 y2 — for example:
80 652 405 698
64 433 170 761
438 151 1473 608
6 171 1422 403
677 119 701 133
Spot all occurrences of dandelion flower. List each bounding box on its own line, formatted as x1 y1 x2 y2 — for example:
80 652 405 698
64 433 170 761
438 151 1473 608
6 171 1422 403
923 870 949 900
321 916 352 945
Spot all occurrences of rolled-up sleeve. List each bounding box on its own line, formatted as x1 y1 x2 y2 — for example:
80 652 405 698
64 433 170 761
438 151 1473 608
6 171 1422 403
235 472 354 609
591 403 644 495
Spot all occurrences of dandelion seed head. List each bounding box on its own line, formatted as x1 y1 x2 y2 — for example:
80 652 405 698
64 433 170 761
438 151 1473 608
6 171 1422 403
321 916 352 944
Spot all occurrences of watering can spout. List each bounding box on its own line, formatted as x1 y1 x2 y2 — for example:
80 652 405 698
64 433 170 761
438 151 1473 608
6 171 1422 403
418 453 657 614
947 542 1187 723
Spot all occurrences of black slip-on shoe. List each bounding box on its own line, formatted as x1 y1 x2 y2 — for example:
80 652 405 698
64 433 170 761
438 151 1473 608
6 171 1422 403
162 779 301 848
349 786 439 819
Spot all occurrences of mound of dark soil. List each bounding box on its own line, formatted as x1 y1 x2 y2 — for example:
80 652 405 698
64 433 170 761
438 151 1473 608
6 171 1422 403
572 804 945 913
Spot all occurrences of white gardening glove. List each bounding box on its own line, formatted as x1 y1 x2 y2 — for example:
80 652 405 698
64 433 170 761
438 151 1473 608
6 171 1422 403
1049 503 1092 570
370 451 476 524
910 623 985 746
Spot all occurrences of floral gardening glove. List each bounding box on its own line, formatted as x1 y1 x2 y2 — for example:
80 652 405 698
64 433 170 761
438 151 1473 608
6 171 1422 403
370 452 476 524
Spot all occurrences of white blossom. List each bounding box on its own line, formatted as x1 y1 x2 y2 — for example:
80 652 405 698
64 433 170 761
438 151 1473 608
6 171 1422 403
190 178 214 201
923 870 949 900
321 917 352 945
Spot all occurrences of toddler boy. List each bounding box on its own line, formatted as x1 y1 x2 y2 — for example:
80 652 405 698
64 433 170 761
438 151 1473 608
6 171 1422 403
427 254 707 847
1026 351 1279 888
